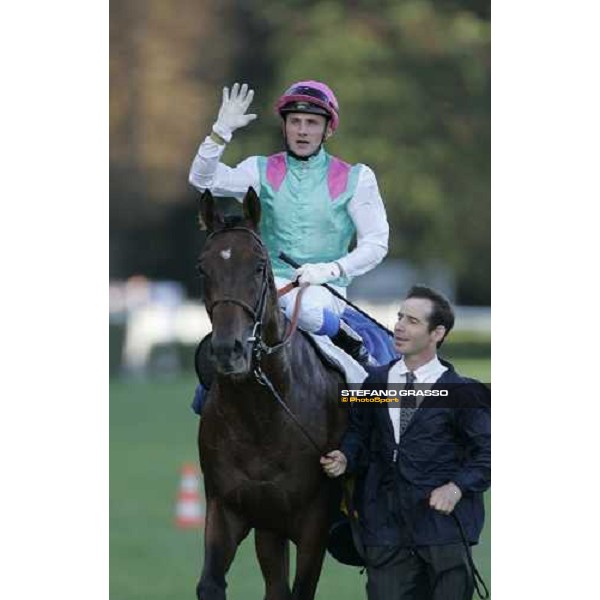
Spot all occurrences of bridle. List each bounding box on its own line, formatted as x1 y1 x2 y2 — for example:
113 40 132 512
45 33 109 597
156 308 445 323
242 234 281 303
200 225 325 455
203 227 289 365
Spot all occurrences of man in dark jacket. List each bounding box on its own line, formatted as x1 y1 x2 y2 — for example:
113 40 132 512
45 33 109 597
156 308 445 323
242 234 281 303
321 285 490 600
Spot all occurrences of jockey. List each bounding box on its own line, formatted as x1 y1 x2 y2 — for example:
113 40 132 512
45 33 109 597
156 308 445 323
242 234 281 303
189 81 389 366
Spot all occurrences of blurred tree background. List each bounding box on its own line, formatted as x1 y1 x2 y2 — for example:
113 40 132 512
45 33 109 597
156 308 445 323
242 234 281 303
110 0 490 304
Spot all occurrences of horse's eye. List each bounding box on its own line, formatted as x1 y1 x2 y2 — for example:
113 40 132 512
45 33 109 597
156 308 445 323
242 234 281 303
255 262 265 273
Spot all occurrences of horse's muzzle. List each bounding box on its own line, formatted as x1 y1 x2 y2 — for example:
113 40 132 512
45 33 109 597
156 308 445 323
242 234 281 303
211 337 250 375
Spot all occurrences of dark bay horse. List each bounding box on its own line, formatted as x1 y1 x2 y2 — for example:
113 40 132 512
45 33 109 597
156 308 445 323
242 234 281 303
196 187 348 600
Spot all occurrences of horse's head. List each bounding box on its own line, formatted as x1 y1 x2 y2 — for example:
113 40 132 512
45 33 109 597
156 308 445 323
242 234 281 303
198 187 278 377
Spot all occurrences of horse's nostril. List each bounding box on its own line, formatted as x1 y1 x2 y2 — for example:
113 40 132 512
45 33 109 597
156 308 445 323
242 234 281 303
211 340 229 363
233 339 245 358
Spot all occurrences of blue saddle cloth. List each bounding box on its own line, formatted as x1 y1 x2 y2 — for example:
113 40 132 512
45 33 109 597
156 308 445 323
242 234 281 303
341 307 398 366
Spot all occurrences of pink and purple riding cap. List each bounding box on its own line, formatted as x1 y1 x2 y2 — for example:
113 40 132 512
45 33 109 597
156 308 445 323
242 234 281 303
274 80 340 131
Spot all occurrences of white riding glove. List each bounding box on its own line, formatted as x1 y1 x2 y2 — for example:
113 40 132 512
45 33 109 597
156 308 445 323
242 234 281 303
212 82 257 143
294 262 342 285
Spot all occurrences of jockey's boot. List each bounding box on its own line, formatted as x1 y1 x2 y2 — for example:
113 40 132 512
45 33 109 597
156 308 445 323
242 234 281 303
331 321 374 367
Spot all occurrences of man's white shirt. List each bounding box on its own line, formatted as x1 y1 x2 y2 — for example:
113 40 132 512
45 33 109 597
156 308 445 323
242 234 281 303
188 136 389 278
387 356 448 444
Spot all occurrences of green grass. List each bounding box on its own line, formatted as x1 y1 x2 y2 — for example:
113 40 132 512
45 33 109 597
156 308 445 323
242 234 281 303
450 358 490 382
110 358 490 599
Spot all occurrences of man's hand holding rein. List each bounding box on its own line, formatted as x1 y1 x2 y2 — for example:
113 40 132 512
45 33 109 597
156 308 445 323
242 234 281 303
320 450 348 478
429 481 463 515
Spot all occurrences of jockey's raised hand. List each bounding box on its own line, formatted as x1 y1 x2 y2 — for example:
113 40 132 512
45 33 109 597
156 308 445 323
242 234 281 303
212 83 257 143
295 262 342 286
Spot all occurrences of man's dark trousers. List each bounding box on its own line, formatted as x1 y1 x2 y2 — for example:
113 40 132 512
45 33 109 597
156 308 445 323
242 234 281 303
365 543 474 600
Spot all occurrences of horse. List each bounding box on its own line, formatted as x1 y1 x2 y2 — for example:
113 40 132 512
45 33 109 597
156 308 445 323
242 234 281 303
195 187 348 600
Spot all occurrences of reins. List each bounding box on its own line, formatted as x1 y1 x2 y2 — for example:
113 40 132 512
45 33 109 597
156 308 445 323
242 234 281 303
253 366 325 456
451 512 490 599
252 280 327 456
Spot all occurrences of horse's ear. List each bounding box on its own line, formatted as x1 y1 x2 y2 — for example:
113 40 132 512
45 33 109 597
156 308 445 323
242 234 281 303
242 187 261 231
198 189 224 232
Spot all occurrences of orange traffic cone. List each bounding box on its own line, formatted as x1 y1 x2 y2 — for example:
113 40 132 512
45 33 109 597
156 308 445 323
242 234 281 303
175 463 205 529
